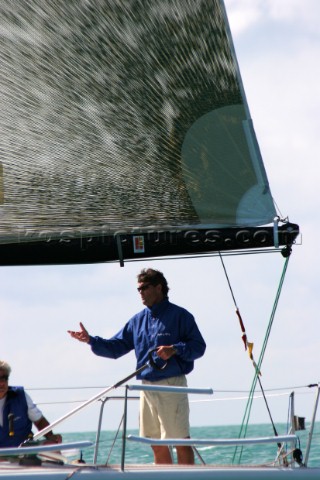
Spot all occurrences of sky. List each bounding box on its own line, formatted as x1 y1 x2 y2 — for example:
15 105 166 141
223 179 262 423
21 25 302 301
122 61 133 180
1 0 320 436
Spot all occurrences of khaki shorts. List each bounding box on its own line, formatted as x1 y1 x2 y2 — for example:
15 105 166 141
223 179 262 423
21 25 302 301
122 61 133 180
140 375 190 439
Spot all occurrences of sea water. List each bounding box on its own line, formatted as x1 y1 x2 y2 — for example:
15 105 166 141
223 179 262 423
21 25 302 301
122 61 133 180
61 423 320 467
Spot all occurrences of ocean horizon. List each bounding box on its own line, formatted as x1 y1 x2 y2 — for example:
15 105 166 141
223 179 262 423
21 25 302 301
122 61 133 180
59 422 320 467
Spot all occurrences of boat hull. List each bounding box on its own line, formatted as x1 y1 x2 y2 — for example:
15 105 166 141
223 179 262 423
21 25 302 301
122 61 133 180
0 464 319 479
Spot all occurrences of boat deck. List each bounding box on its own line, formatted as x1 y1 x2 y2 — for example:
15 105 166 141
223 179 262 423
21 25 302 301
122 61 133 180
0 461 319 479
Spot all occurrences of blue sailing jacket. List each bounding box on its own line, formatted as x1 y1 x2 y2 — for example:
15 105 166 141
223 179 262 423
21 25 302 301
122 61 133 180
89 299 206 380
0 387 32 447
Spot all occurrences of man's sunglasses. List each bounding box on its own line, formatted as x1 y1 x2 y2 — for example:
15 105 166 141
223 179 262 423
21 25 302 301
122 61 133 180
137 284 151 293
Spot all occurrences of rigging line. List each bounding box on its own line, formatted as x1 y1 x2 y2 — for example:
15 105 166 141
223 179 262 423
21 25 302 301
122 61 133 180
26 384 314 393
256 375 281 445
37 391 296 407
257 256 290 371
105 413 124 466
218 252 238 308
233 255 291 464
218 251 258 360
190 392 292 403
218 252 289 463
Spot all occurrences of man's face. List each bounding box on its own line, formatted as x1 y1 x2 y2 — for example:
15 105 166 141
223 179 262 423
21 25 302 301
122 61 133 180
137 282 163 307
0 369 9 399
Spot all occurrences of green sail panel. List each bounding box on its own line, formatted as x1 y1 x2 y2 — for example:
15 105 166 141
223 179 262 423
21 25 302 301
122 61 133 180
181 105 276 226
0 0 276 249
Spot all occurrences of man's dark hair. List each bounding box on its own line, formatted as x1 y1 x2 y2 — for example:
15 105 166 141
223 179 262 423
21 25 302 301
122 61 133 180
137 268 169 297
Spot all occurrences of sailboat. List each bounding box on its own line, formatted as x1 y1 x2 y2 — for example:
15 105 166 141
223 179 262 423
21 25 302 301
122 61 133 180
0 0 318 478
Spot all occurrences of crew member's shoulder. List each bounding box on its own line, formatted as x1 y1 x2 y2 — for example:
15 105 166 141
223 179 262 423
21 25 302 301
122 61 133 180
129 307 149 321
8 385 24 394
7 386 25 397
167 301 193 317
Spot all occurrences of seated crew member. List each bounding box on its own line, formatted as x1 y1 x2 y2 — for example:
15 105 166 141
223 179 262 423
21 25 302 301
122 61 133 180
0 360 62 447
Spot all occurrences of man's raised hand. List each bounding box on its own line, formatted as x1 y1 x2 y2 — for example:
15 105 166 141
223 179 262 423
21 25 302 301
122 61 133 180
68 322 90 343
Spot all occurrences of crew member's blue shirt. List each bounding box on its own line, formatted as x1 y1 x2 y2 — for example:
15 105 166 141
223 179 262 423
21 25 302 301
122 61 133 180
89 298 206 380
0 387 32 447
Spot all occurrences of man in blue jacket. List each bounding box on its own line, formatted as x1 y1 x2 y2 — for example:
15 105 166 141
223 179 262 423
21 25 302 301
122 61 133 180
68 268 206 465
0 360 62 447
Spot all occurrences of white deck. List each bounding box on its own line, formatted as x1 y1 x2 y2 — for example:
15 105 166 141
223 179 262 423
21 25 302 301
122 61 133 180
0 462 319 479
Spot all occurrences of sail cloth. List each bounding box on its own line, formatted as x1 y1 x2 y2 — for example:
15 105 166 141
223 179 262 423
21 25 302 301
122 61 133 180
0 1 296 264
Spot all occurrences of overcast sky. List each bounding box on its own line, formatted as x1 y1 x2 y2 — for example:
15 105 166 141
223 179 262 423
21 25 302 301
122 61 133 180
1 0 320 436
